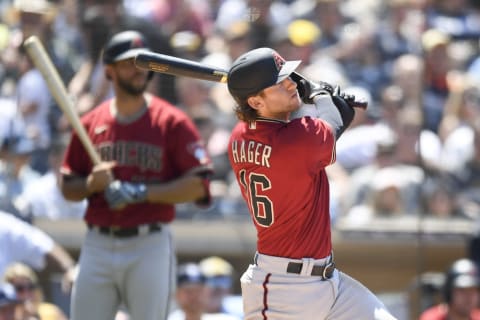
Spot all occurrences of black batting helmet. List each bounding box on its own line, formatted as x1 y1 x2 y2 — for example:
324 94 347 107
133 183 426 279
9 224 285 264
102 30 150 65
443 258 480 303
227 47 301 100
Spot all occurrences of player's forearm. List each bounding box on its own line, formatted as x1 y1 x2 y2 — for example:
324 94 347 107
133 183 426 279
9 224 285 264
313 94 354 139
146 175 207 204
313 95 345 138
60 175 90 201
47 243 77 294
46 243 76 273
61 162 114 200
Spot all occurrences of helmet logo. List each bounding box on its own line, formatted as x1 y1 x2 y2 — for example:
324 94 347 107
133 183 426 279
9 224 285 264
131 37 144 48
272 52 285 72
468 268 478 277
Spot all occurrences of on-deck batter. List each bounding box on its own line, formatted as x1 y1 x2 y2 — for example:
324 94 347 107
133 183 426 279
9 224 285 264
226 47 398 320
60 30 212 320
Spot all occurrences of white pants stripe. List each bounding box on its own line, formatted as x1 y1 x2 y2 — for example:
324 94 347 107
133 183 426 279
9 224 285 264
241 253 397 320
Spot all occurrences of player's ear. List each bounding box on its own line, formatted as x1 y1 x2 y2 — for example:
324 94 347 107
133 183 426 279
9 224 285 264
247 96 263 110
147 71 154 81
104 65 113 81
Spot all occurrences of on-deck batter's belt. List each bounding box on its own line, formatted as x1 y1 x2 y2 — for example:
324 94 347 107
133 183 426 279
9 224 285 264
88 223 162 238
286 261 335 279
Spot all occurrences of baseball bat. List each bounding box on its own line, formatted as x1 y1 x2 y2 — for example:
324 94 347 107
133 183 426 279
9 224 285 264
23 36 102 165
135 51 367 110
135 51 228 83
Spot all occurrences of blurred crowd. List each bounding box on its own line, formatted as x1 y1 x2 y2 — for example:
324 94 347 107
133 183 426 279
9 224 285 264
1 0 480 228
0 253 244 320
1 0 480 319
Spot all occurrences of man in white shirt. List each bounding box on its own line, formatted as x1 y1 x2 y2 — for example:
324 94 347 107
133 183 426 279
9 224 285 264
0 211 76 290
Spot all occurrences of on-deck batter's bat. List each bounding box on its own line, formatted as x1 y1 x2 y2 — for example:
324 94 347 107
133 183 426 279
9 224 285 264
134 51 368 110
135 51 228 83
23 36 102 165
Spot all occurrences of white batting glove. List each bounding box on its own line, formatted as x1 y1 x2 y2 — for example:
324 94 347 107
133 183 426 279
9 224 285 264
104 180 148 210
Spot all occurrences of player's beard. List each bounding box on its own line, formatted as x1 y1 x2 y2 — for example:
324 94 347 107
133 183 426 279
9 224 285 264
117 74 149 96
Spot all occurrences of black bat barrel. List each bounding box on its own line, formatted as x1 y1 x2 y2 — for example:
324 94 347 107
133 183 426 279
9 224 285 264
135 52 228 83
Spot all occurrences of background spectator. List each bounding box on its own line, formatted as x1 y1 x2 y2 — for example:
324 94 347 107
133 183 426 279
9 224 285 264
199 256 242 319
0 210 76 291
15 46 53 174
419 258 480 320
3 262 67 320
168 262 238 320
0 134 40 222
0 282 21 320
2 1 480 318
15 136 86 222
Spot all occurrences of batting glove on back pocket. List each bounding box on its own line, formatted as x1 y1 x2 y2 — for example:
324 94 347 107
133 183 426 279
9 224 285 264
104 180 148 210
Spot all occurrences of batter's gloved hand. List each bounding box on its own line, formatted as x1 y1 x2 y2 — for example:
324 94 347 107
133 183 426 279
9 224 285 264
290 72 368 109
291 72 331 104
104 180 148 210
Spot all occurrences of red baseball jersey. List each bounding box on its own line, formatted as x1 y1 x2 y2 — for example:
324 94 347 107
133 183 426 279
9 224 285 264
419 304 480 320
228 117 336 259
61 96 212 227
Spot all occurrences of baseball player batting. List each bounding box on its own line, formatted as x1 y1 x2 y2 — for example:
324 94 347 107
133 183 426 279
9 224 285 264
60 30 213 320
226 47 398 319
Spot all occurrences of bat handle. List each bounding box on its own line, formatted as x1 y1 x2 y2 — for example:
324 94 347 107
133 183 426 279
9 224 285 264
343 93 368 110
351 100 368 110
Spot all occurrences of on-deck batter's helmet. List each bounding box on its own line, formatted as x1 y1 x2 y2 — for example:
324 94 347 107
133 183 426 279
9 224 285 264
227 47 301 100
102 30 150 65
443 258 480 303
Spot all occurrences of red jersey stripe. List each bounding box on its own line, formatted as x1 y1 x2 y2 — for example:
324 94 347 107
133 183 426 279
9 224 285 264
262 273 272 319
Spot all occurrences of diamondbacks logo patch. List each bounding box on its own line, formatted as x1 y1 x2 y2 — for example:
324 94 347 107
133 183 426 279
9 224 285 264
272 51 285 72
188 141 209 165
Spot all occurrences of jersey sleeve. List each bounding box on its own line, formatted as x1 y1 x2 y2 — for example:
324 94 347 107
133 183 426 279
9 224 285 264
168 115 214 206
169 115 213 175
286 117 336 171
60 128 93 177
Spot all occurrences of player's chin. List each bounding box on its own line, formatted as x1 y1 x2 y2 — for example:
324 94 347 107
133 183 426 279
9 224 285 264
291 94 301 107
125 82 148 96
132 76 149 89
133 73 149 83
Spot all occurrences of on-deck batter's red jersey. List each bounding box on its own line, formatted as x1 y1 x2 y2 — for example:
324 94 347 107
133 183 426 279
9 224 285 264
419 304 480 320
228 117 336 259
61 96 212 227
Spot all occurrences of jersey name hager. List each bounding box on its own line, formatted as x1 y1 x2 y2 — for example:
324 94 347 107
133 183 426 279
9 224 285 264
230 139 272 167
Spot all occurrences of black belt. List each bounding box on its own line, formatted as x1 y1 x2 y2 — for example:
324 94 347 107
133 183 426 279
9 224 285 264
88 223 162 238
286 261 335 279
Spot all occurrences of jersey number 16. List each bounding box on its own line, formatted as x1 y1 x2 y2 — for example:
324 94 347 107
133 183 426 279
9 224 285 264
239 170 274 227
